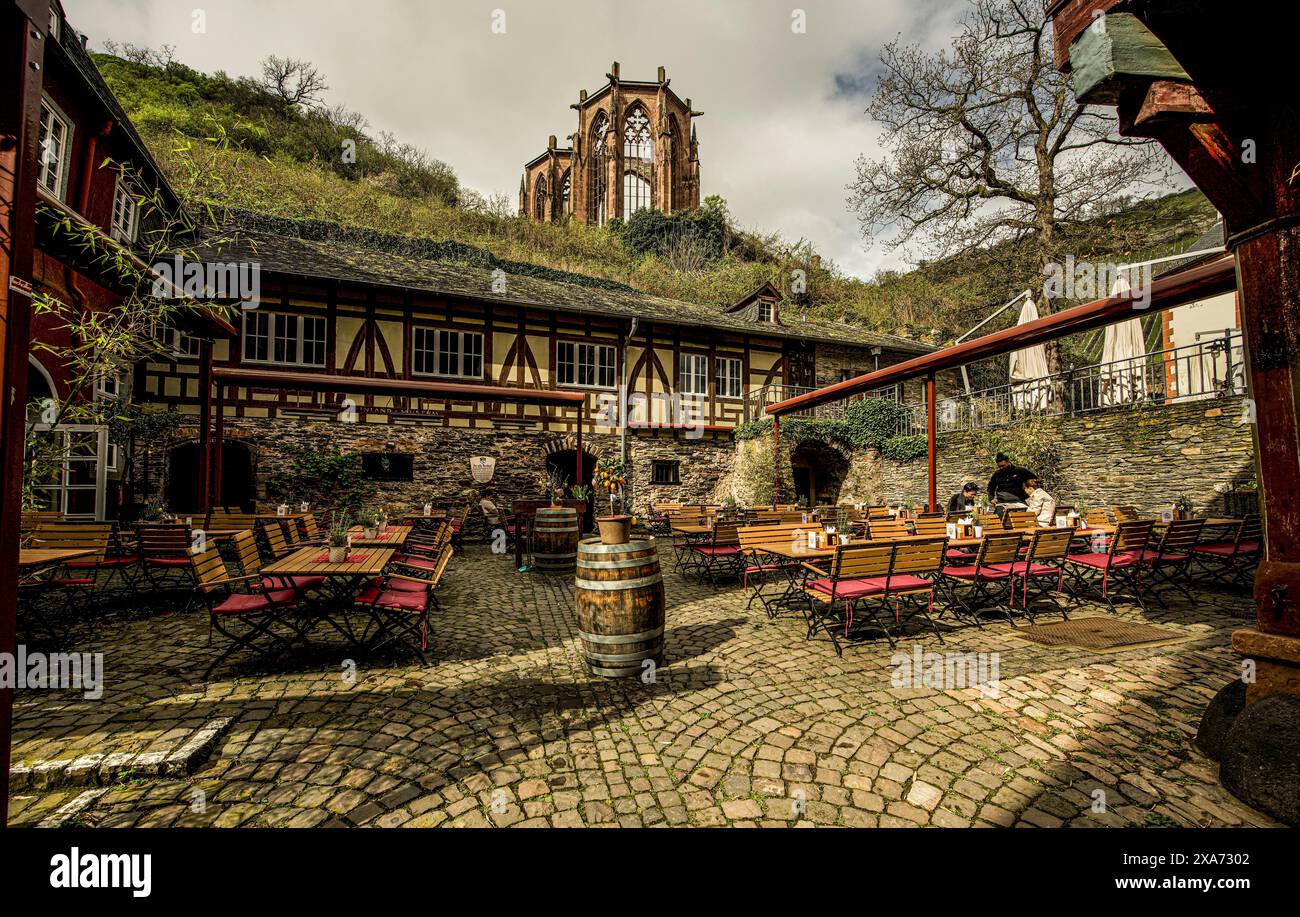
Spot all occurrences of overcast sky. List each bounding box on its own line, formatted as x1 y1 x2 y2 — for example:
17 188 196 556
66 0 976 279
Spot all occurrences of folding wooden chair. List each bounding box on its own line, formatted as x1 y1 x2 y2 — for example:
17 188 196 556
1064 520 1156 610
883 538 949 644
1189 514 1261 589
230 529 324 597
801 542 895 655
737 522 801 614
31 523 114 623
1111 505 1141 523
911 516 947 537
257 519 297 560
137 523 196 591
938 531 1022 626
1003 510 1037 531
866 517 910 540
190 546 300 679
689 521 744 585
355 545 449 663
1138 519 1205 607
989 528 1075 622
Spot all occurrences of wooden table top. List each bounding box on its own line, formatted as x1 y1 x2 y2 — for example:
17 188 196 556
18 548 96 569
263 546 395 577
347 525 411 546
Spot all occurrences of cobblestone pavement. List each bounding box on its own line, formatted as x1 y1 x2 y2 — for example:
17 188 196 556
7 544 1277 827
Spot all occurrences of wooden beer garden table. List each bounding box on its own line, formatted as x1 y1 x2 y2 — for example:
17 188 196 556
18 547 96 570
262 545 397 652
347 525 411 547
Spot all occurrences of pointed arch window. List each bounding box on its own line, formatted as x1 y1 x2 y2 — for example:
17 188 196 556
561 170 571 217
589 112 609 226
534 175 548 221
623 173 651 219
622 107 654 219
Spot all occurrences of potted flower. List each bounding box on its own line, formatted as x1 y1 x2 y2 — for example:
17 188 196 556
593 456 630 545
570 484 592 531
327 515 351 563
358 510 379 541
1175 494 1195 521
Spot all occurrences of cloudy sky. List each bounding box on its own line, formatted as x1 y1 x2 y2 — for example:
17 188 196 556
66 0 973 278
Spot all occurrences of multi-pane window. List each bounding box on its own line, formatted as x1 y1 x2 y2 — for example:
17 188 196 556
622 108 654 219
110 180 139 244
757 300 775 322
413 328 483 379
242 312 326 367
151 322 201 359
561 171 571 216
651 460 680 485
557 341 615 388
715 357 743 399
37 99 71 200
623 173 651 219
589 112 609 226
680 354 708 396
534 175 547 221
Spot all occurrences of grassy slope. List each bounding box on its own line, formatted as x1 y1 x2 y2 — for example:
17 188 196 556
97 52 1219 350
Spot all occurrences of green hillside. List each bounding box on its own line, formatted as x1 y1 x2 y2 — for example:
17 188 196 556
95 51 1219 354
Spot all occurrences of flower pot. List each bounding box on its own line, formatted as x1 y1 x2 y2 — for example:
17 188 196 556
597 515 633 546
363 527 378 540
328 546 348 563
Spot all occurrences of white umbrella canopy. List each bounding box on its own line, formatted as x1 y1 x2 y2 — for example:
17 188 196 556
1009 293 1051 410
1099 317 1149 406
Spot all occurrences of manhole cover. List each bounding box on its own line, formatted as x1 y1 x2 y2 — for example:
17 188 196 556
1010 616 1193 652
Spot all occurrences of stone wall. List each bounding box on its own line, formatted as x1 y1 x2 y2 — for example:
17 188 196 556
876 395 1256 515
133 418 735 537
722 394 1256 515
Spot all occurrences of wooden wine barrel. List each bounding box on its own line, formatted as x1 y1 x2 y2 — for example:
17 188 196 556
575 537 665 678
534 506 580 573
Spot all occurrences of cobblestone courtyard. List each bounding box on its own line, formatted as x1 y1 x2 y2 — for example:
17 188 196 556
7 544 1277 828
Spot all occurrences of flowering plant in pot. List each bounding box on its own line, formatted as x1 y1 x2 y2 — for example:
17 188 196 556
327 515 351 563
357 510 380 540
592 456 630 544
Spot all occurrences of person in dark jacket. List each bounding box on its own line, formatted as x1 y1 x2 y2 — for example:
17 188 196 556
947 482 980 515
987 454 1035 507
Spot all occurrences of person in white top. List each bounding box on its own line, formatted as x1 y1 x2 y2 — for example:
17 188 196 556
1023 478 1057 526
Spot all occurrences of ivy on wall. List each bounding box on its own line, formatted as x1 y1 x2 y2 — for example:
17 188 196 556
264 442 375 512
734 398 928 460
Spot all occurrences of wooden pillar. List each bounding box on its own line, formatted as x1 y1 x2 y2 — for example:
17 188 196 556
0 0 49 830
213 382 225 511
197 338 213 514
926 374 938 513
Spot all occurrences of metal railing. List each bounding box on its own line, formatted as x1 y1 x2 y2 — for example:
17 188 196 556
742 383 900 423
897 331 1246 435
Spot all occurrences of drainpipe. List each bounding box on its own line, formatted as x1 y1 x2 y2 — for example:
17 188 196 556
620 317 638 499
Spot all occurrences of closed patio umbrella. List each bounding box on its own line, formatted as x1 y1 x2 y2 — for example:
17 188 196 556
1009 293 1051 410
1099 278 1148 406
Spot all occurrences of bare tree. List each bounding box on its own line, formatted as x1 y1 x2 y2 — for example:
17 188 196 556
258 55 329 109
848 0 1170 369
102 40 177 68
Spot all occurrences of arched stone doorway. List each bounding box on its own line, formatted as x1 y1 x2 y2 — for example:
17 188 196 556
790 440 849 507
542 434 601 527
166 441 255 512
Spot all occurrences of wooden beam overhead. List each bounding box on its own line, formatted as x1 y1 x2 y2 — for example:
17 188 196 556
1069 11 1191 104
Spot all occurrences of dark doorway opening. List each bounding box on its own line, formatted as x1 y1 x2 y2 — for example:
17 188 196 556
166 442 254 512
546 448 597 528
790 441 849 507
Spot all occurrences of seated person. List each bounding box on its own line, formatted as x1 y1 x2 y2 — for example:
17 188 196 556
947 482 980 515
1024 478 1057 526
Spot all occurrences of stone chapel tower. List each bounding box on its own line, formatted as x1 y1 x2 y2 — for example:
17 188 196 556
521 63 701 224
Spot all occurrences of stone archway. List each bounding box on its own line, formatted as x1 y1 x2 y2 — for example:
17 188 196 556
790 440 850 507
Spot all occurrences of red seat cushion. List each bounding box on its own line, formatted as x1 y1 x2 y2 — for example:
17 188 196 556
945 548 977 561
942 565 1009 581
807 576 886 599
885 574 933 592
1191 541 1259 557
384 577 429 592
692 545 740 556
1138 550 1189 564
1067 551 1141 569
987 561 1059 577
262 575 325 592
213 588 296 615
66 556 138 568
356 583 429 611
50 577 96 587
395 555 438 570
145 556 192 567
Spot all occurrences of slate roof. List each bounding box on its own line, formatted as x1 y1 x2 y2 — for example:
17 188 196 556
203 218 934 354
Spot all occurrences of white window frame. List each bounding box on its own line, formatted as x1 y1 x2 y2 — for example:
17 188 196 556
95 371 122 400
715 357 743 400
37 97 73 202
680 353 708 397
110 178 140 245
106 442 120 473
151 322 201 360
27 424 109 520
757 300 775 323
412 327 483 380
557 340 616 389
49 5 60 41
242 312 326 368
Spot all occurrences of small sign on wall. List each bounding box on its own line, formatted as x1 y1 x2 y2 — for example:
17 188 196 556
470 456 496 484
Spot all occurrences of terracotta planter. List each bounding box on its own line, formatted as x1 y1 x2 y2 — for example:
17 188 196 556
597 515 633 546
328 546 348 563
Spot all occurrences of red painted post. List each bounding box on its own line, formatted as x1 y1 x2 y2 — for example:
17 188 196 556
197 338 213 514
0 0 50 830
772 415 781 503
926 374 937 512
213 382 225 510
